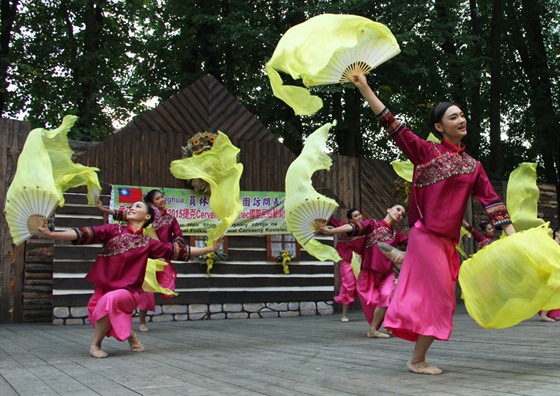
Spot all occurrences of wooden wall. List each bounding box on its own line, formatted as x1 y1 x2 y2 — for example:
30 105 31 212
77 130 297 195
52 194 334 308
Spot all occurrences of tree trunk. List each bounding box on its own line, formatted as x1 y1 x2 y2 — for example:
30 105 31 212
0 0 19 116
517 0 560 219
465 0 483 159
334 88 361 156
489 0 504 177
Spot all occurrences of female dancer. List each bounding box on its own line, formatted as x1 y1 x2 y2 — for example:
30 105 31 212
137 189 183 331
98 189 184 332
327 209 372 322
352 74 515 375
462 219 496 251
39 200 222 358
322 205 408 337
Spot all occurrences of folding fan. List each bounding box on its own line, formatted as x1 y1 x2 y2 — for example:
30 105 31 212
5 128 62 246
284 122 341 263
459 223 560 329
266 14 401 115
286 198 338 245
5 115 101 246
5 186 60 245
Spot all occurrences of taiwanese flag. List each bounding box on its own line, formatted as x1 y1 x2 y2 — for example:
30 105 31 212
118 187 143 203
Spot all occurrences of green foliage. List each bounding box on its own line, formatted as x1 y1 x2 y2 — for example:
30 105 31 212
3 0 558 181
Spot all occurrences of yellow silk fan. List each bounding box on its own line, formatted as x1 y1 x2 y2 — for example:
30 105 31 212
284 122 341 262
287 197 338 246
6 128 62 245
5 116 101 246
266 14 400 115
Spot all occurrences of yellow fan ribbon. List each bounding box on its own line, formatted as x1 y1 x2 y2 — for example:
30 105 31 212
170 131 243 245
459 223 560 329
42 115 101 206
506 162 545 232
351 252 362 279
142 258 178 296
284 122 342 262
6 115 101 245
266 14 400 115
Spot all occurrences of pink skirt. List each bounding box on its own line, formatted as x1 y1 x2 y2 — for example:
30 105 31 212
384 222 459 342
334 260 356 305
88 287 141 342
357 269 395 325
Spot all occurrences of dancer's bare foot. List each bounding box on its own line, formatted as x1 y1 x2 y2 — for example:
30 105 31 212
540 314 555 322
367 330 391 338
139 323 149 332
128 331 144 352
407 360 443 375
89 345 108 358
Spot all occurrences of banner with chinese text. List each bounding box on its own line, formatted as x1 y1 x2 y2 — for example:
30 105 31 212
111 185 288 235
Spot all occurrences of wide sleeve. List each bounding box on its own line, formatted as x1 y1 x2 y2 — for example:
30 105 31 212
149 239 191 262
376 108 434 165
171 217 184 243
72 224 116 245
472 163 512 227
328 217 345 228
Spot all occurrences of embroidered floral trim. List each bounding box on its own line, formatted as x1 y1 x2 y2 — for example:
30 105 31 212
415 150 476 187
98 232 150 257
114 208 127 221
377 108 401 134
172 240 189 261
152 212 174 231
73 227 95 245
338 234 366 243
484 203 511 226
365 226 397 249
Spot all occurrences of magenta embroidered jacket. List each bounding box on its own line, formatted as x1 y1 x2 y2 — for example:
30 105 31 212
377 108 511 242
151 207 184 244
328 217 376 262
362 219 408 276
74 224 189 293
468 227 495 251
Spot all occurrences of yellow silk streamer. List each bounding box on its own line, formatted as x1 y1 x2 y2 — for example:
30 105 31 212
266 14 400 115
459 223 560 328
42 115 101 206
506 162 545 231
142 258 178 296
5 115 101 245
284 122 342 262
351 252 362 279
170 131 243 245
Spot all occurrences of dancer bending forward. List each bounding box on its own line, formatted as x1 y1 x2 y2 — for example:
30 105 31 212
40 201 222 358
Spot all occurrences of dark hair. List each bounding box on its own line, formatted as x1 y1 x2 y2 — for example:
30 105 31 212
428 101 460 139
144 189 163 204
141 201 155 228
479 221 491 231
346 208 359 219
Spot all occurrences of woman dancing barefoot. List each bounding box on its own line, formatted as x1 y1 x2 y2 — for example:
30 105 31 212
352 74 515 375
40 201 222 358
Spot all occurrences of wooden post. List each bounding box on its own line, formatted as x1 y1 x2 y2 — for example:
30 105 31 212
0 119 31 323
